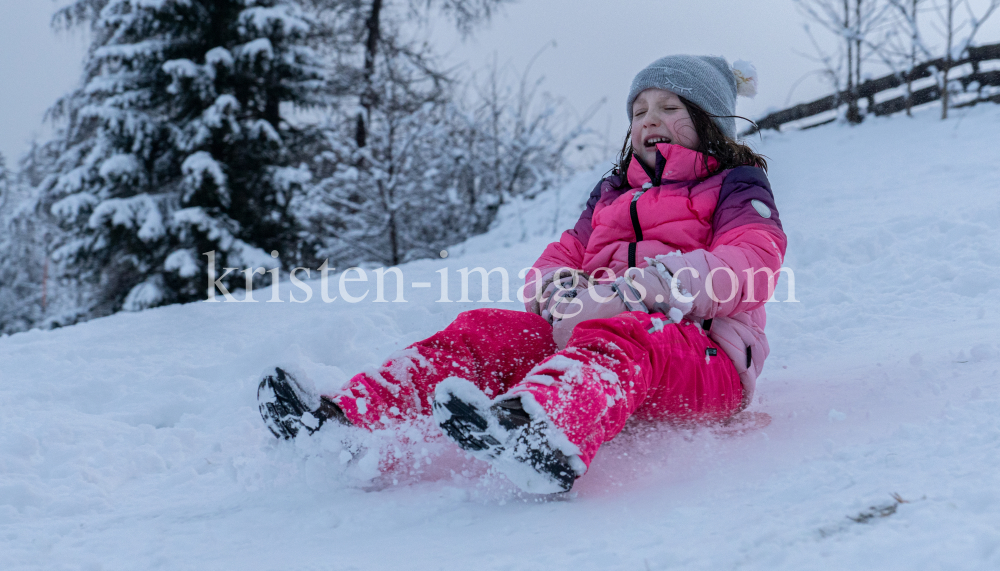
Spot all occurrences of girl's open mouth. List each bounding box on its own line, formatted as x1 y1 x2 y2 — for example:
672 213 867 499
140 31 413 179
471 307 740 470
644 137 671 147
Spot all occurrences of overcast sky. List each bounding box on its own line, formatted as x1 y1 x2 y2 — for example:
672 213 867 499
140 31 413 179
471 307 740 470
431 0 828 151
0 1 84 163
1 0 998 163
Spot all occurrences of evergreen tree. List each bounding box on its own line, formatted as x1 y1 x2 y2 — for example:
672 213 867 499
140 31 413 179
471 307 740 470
43 0 328 315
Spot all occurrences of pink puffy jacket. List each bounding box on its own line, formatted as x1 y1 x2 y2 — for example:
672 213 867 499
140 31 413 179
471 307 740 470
526 143 787 405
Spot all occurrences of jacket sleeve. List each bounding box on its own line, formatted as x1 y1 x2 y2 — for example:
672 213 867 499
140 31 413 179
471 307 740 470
658 167 787 319
523 179 605 309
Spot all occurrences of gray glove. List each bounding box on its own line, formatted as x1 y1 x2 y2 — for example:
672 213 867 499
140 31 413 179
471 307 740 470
528 270 589 323
550 280 649 348
626 259 695 324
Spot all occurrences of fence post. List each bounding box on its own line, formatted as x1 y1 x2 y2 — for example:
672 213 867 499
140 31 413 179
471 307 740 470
741 41 1000 135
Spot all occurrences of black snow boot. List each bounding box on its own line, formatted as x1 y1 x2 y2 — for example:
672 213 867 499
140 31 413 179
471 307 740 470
432 380 580 493
257 367 349 439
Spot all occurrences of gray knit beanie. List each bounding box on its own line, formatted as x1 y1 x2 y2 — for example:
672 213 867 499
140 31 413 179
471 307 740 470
626 55 757 140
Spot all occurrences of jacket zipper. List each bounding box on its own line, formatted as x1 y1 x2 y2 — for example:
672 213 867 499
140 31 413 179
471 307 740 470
627 183 651 267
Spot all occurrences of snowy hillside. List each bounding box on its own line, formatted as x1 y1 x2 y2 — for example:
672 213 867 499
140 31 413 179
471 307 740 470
2 103 1000 570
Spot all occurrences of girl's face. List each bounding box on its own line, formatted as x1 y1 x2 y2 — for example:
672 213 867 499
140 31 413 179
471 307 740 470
630 88 700 166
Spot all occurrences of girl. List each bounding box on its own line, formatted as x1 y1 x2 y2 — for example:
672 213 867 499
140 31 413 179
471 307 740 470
257 55 786 494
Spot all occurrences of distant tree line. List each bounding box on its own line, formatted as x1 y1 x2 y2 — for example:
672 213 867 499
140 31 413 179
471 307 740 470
0 0 593 334
792 0 998 121
746 40 1000 134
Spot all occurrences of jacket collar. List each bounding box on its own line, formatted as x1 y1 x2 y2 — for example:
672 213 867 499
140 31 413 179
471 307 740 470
626 143 718 188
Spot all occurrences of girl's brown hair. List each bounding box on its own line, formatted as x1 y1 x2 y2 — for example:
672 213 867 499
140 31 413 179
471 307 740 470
612 96 767 179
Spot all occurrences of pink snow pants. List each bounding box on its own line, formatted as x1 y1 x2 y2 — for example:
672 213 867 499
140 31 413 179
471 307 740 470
329 309 743 469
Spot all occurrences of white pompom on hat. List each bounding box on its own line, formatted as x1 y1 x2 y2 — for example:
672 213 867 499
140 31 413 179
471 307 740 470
732 60 758 98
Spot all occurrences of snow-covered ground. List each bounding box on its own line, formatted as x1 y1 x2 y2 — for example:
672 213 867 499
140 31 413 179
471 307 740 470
3 102 1000 570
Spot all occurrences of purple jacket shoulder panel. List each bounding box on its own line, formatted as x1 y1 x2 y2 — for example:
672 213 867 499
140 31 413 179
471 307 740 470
567 174 627 250
713 166 783 237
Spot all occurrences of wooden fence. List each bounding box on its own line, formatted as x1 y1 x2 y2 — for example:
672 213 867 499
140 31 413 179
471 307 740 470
744 41 1000 135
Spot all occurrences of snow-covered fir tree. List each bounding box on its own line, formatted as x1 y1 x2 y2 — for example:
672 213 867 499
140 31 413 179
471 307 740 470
42 0 328 316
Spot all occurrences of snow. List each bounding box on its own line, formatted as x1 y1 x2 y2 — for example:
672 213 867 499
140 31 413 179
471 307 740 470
122 275 166 311
50 191 98 219
238 38 275 62
87 197 139 230
164 249 200 278
92 39 169 63
161 58 199 79
204 47 235 70
240 5 311 37
3 102 1000 569
136 199 164 242
181 151 228 203
97 153 140 181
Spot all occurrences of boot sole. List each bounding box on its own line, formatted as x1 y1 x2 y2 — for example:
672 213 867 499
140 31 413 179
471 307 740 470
432 379 577 494
258 368 320 439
